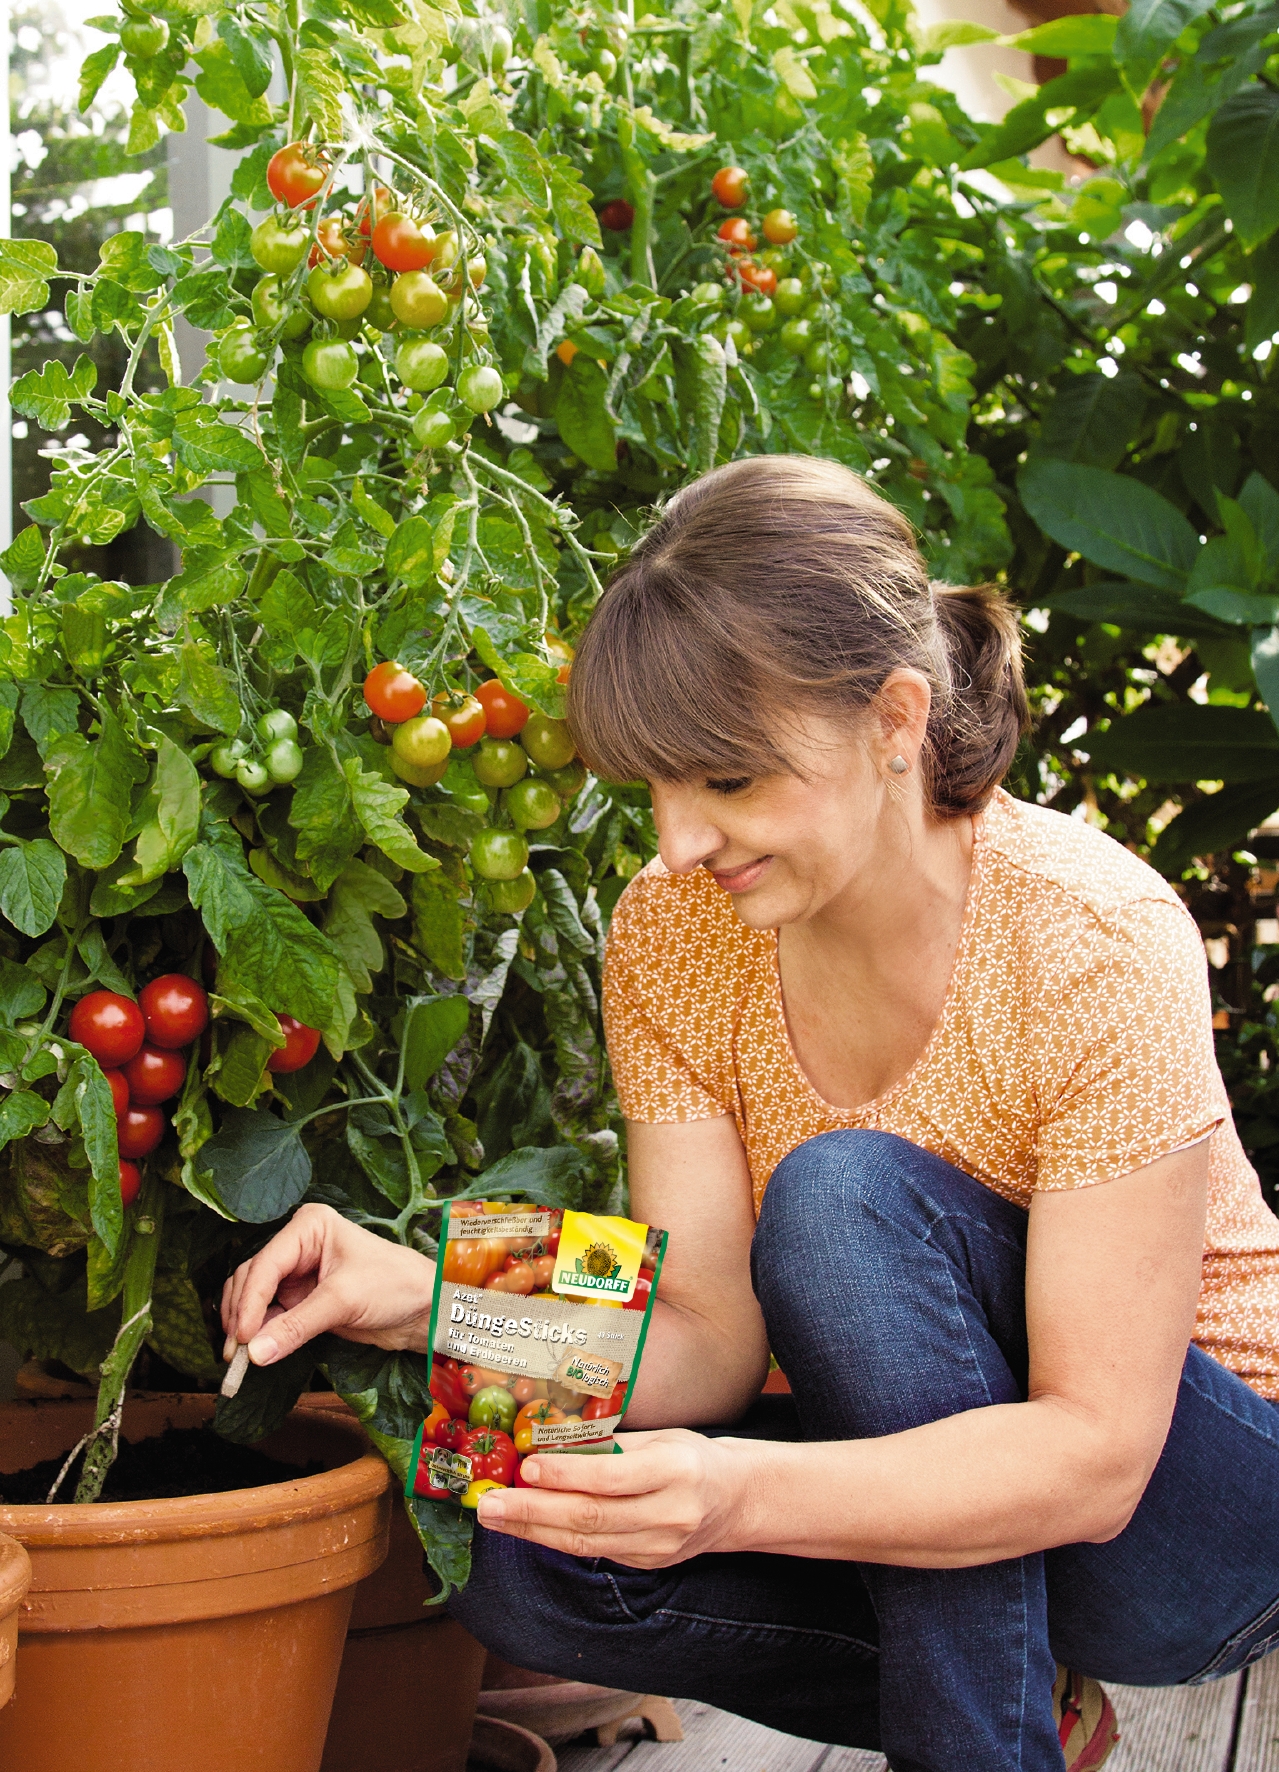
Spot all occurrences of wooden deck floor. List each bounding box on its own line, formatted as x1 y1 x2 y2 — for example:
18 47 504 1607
556 1653 1279 1772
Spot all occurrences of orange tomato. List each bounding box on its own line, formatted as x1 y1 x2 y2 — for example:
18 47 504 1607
423 1401 450 1443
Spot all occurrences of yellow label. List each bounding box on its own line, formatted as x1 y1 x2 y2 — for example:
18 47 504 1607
553 1210 646 1304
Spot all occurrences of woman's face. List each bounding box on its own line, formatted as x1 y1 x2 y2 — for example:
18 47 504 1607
647 678 929 931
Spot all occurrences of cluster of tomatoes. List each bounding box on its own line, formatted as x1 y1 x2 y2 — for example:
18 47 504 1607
208 707 304 797
690 166 847 387
67 977 209 1208
66 976 321 1206
362 663 584 914
228 145 502 423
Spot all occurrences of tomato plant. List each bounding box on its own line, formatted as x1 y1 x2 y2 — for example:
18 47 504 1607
139 976 209 1048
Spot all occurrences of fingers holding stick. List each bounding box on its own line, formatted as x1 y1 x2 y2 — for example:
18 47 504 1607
221 1343 251 1399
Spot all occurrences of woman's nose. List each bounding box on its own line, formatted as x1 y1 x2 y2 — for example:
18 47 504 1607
650 786 723 874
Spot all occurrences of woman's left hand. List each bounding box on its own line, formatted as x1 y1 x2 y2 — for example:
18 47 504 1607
475 1429 752 1568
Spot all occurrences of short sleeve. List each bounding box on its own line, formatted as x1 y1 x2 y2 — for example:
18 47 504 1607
1033 896 1227 1191
602 871 734 1125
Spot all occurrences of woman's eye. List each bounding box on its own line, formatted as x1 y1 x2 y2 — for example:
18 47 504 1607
706 776 752 796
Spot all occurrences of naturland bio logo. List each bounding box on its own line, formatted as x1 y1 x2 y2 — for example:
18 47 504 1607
559 1240 630 1296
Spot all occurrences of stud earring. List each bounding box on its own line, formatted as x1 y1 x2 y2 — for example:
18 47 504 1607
888 755 909 775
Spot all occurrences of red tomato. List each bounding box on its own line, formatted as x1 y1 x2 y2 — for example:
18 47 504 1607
430 1359 471 1419
598 199 634 231
432 693 486 749
102 1068 130 1117
364 661 427 723
139 975 209 1049
474 679 530 739
511 1377 541 1405
711 165 750 208
69 991 145 1067
119 1160 141 1209
372 212 435 272
434 1416 471 1452
487 1260 535 1296
582 1394 616 1420
267 1015 322 1074
718 217 757 253
266 142 328 209
461 1428 518 1485
123 1044 187 1106
118 1105 165 1159
309 215 367 268
623 1272 652 1312
461 1365 509 1399
358 185 392 236
443 1238 493 1287
529 1255 555 1290
737 261 777 297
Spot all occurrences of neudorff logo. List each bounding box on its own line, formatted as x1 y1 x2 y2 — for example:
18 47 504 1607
560 1239 628 1294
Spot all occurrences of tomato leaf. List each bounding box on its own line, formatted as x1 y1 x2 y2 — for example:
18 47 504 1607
176 639 242 735
0 238 58 316
385 515 437 587
402 994 472 1093
214 1343 319 1443
344 760 438 874
118 734 202 887
410 868 467 981
11 355 98 431
197 1108 313 1222
322 857 407 994
1017 458 1199 591
451 1144 592 1209
44 710 146 870
0 838 67 937
148 1266 222 1381
552 355 617 472
54 1048 123 1254
0 1088 52 1153
289 747 363 892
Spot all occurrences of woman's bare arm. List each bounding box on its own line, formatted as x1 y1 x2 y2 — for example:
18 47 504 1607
478 1140 1211 1566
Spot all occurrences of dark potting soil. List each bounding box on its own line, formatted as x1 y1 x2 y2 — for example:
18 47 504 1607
0 1425 324 1504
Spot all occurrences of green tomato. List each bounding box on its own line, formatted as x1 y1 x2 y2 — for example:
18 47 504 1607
470 828 530 882
391 751 446 787
412 406 455 449
120 14 168 55
740 293 777 333
301 337 358 392
365 283 397 331
757 246 792 277
390 272 448 329
802 259 838 295
488 22 513 71
252 275 311 339
218 324 270 385
307 262 373 321
471 738 528 789
264 738 304 784
210 738 248 779
544 759 587 801
690 281 725 307
251 216 310 275
236 758 272 796
804 337 849 376
396 338 449 392
504 777 562 831
468 1385 518 1433
484 870 537 914
577 245 606 297
595 45 618 80
774 277 808 317
780 317 814 356
392 715 452 770
257 708 298 745
520 714 577 771
713 317 752 353
457 364 504 414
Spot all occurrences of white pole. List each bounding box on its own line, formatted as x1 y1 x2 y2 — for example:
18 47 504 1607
0 0 12 615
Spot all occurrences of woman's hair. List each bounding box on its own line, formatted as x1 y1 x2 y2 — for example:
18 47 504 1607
567 455 1030 818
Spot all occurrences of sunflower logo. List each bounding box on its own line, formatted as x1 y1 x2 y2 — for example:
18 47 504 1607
580 1240 620 1279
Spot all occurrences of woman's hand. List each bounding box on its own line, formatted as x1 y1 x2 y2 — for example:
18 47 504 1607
220 1203 435 1369
475 1429 755 1568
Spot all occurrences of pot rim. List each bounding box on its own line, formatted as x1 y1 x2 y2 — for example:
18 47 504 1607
0 1533 31 1611
0 1396 391 1547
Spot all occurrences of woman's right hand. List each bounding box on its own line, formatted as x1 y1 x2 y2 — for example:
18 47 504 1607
220 1203 436 1370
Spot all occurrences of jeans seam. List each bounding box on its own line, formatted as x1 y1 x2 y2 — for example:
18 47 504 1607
1185 1590 1279 1684
653 1605 878 1656
1180 1363 1279 1453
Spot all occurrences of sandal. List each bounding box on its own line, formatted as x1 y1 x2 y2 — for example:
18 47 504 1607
1054 1666 1120 1772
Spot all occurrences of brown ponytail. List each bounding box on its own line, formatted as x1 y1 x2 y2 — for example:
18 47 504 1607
567 455 1030 818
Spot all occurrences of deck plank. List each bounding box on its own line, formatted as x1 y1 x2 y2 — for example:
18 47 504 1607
1104 1675 1240 1772
1233 1653 1279 1768
556 1700 833 1772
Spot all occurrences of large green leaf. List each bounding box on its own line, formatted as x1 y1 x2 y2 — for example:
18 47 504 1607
403 994 472 1093
0 238 58 316
1207 84 1279 250
11 355 97 431
552 356 617 473
1114 0 1215 98
119 734 202 886
1041 583 1235 640
0 837 66 937
344 760 437 873
1018 459 1199 591
44 710 146 870
1152 778 1279 875
1030 373 1147 471
1083 704 1279 782
197 1108 312 1222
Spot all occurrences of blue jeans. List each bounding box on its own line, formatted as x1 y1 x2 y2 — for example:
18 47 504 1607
449 1131 1279 1770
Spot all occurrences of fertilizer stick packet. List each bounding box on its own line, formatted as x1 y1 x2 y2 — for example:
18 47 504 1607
407 1202 667 1509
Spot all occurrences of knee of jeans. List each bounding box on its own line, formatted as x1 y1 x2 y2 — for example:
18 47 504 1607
445 1529 543 1659
755 1129 918 1248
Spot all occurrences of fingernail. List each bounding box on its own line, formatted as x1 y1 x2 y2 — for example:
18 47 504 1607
247 1334 279 1365
520 1461 540 1485
477 1492 507 1523
222 1337 235 1363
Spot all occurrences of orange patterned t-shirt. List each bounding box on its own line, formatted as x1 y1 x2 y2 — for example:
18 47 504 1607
603 788 1279 1400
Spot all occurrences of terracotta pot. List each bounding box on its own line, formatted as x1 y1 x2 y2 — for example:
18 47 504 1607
477 1681 643 1746
0 1394 391 1772
298 1393 490 1772
0 1533 30 1709
469 1714 557 1772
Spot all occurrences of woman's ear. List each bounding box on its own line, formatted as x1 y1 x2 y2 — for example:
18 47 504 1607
874 669 932 772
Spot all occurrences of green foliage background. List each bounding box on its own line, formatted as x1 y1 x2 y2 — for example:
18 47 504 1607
0 0 1277 1585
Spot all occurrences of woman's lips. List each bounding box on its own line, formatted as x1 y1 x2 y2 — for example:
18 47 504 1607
707 856 772 893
